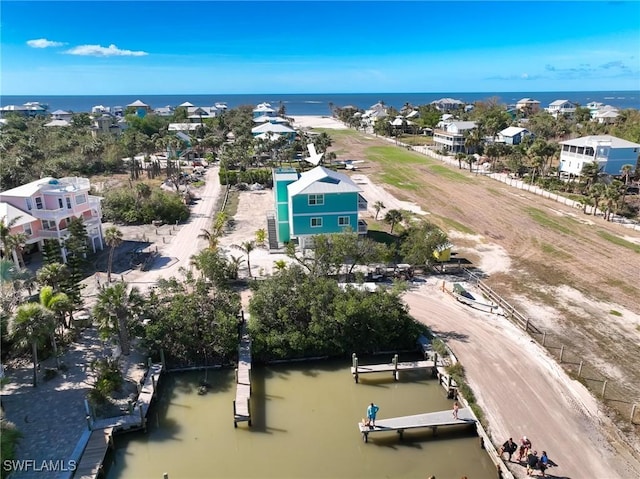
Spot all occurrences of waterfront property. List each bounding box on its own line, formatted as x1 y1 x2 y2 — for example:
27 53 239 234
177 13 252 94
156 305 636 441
270 166 368 248
0 176 104 265
558 135 640 177
546 99 576 118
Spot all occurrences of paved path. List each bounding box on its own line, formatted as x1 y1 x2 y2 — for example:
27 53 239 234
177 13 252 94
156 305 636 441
403 279 640 479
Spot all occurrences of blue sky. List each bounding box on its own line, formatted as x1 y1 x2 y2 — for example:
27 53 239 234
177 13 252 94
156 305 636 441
2 1 639 95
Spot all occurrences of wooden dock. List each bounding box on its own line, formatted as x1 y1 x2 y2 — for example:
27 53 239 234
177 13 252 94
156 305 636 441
350 353 435 382
233 314 252 427
73 427 114 479
90 362 163 431
357 408 476 442
71 362 163 479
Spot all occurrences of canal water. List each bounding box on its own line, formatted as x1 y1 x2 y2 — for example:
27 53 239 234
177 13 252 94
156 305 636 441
106 358 496 479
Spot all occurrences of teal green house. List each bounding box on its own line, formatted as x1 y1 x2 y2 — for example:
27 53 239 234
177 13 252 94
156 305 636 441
269 166 368 249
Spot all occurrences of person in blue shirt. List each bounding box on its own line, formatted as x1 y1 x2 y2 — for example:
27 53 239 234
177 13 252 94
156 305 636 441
538 451 549 477
366 403 379 427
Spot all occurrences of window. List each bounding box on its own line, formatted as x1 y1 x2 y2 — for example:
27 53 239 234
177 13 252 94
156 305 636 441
75 194 87 205
23 224 32 236
58 198 64 209
35 197 43 209
311 217 322 228
66 198 72 209
26 198 33 211
338 216 350 226
42 219 55 230
308 194 324 206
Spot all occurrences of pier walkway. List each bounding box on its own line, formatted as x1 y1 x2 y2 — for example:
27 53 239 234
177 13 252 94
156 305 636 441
70 362 163 479
350 353 436 382
233 313 252 427
357 408 476 442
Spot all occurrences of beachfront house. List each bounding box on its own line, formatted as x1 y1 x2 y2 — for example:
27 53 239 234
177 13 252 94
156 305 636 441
126 100 151 118
91 114 121 138
546 100 575 118
253 103 276 118
431 98 465 112
0 102 48 118
558 135 640 177
496 126 532 145
433 121 477 153
0 177 104 265
515 98 541 115
269 166 368 249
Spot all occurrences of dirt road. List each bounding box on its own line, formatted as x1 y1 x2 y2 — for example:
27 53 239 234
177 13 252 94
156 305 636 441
404 280 638 478
124 166 222 291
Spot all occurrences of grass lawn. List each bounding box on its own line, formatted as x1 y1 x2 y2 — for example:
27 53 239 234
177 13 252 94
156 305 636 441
596 230 640 253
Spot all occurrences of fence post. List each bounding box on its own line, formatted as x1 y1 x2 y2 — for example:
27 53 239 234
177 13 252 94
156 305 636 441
542 332 546 347
601 380 608 399
578 361 583 377
631 404 637 424
559 345 564 363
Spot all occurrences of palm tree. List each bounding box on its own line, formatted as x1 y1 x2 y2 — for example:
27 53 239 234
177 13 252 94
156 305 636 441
621 164 634 185
104 226 123 284
589 183 606 216
39 286 70 369
255 228 267 247
384 209 404 234
604 180 622 221
11 302 54 386
0 216 27 267
231 240 257 278
226 255 244 280
36 262 69 293
581 161 601 189
373 201 385 220
93 282 143 356
197 228 220 251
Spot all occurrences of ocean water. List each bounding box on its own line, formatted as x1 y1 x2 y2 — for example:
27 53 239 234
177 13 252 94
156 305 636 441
1 91 638 115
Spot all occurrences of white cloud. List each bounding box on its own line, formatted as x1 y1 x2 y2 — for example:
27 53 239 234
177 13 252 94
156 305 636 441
64 44 148 57
27 38 65 48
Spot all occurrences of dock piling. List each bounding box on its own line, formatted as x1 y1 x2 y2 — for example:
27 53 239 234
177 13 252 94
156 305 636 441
392 354 399 381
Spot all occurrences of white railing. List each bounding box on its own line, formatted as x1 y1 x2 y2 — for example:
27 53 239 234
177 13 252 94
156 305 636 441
357 219 368 235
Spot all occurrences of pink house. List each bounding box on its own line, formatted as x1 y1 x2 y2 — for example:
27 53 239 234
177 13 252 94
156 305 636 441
0 177 104 265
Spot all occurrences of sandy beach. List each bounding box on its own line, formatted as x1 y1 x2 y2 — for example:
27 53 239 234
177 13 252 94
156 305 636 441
289 115 348 129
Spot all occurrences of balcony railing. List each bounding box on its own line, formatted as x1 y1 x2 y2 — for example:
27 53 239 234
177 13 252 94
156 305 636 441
40 177 90 193
357 219 368 235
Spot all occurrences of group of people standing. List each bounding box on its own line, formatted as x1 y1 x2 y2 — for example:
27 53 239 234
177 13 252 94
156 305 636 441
499 436 550 477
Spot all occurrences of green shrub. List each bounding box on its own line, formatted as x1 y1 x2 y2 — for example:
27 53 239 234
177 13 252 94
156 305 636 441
102 187 189 225
0 419 22 479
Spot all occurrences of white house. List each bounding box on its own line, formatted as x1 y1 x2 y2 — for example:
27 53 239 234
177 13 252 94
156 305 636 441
431 98 465 112
558 135 640 176
546 100 576 118
433 121 477 153
496 126 532 145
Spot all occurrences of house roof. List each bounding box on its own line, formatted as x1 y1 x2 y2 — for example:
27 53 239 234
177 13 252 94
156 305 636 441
0 202 38 227
1 177 56 197
252 122 295 134
179 102 195 107
168 123 199 131
288 166 361 196
253 115 289 123
560 135 640 148
549 99 571 106
499 126 529 137
516 98 540 104
127 100 149 107
431 98 464 105
594 110 619 118
51 109 71 115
